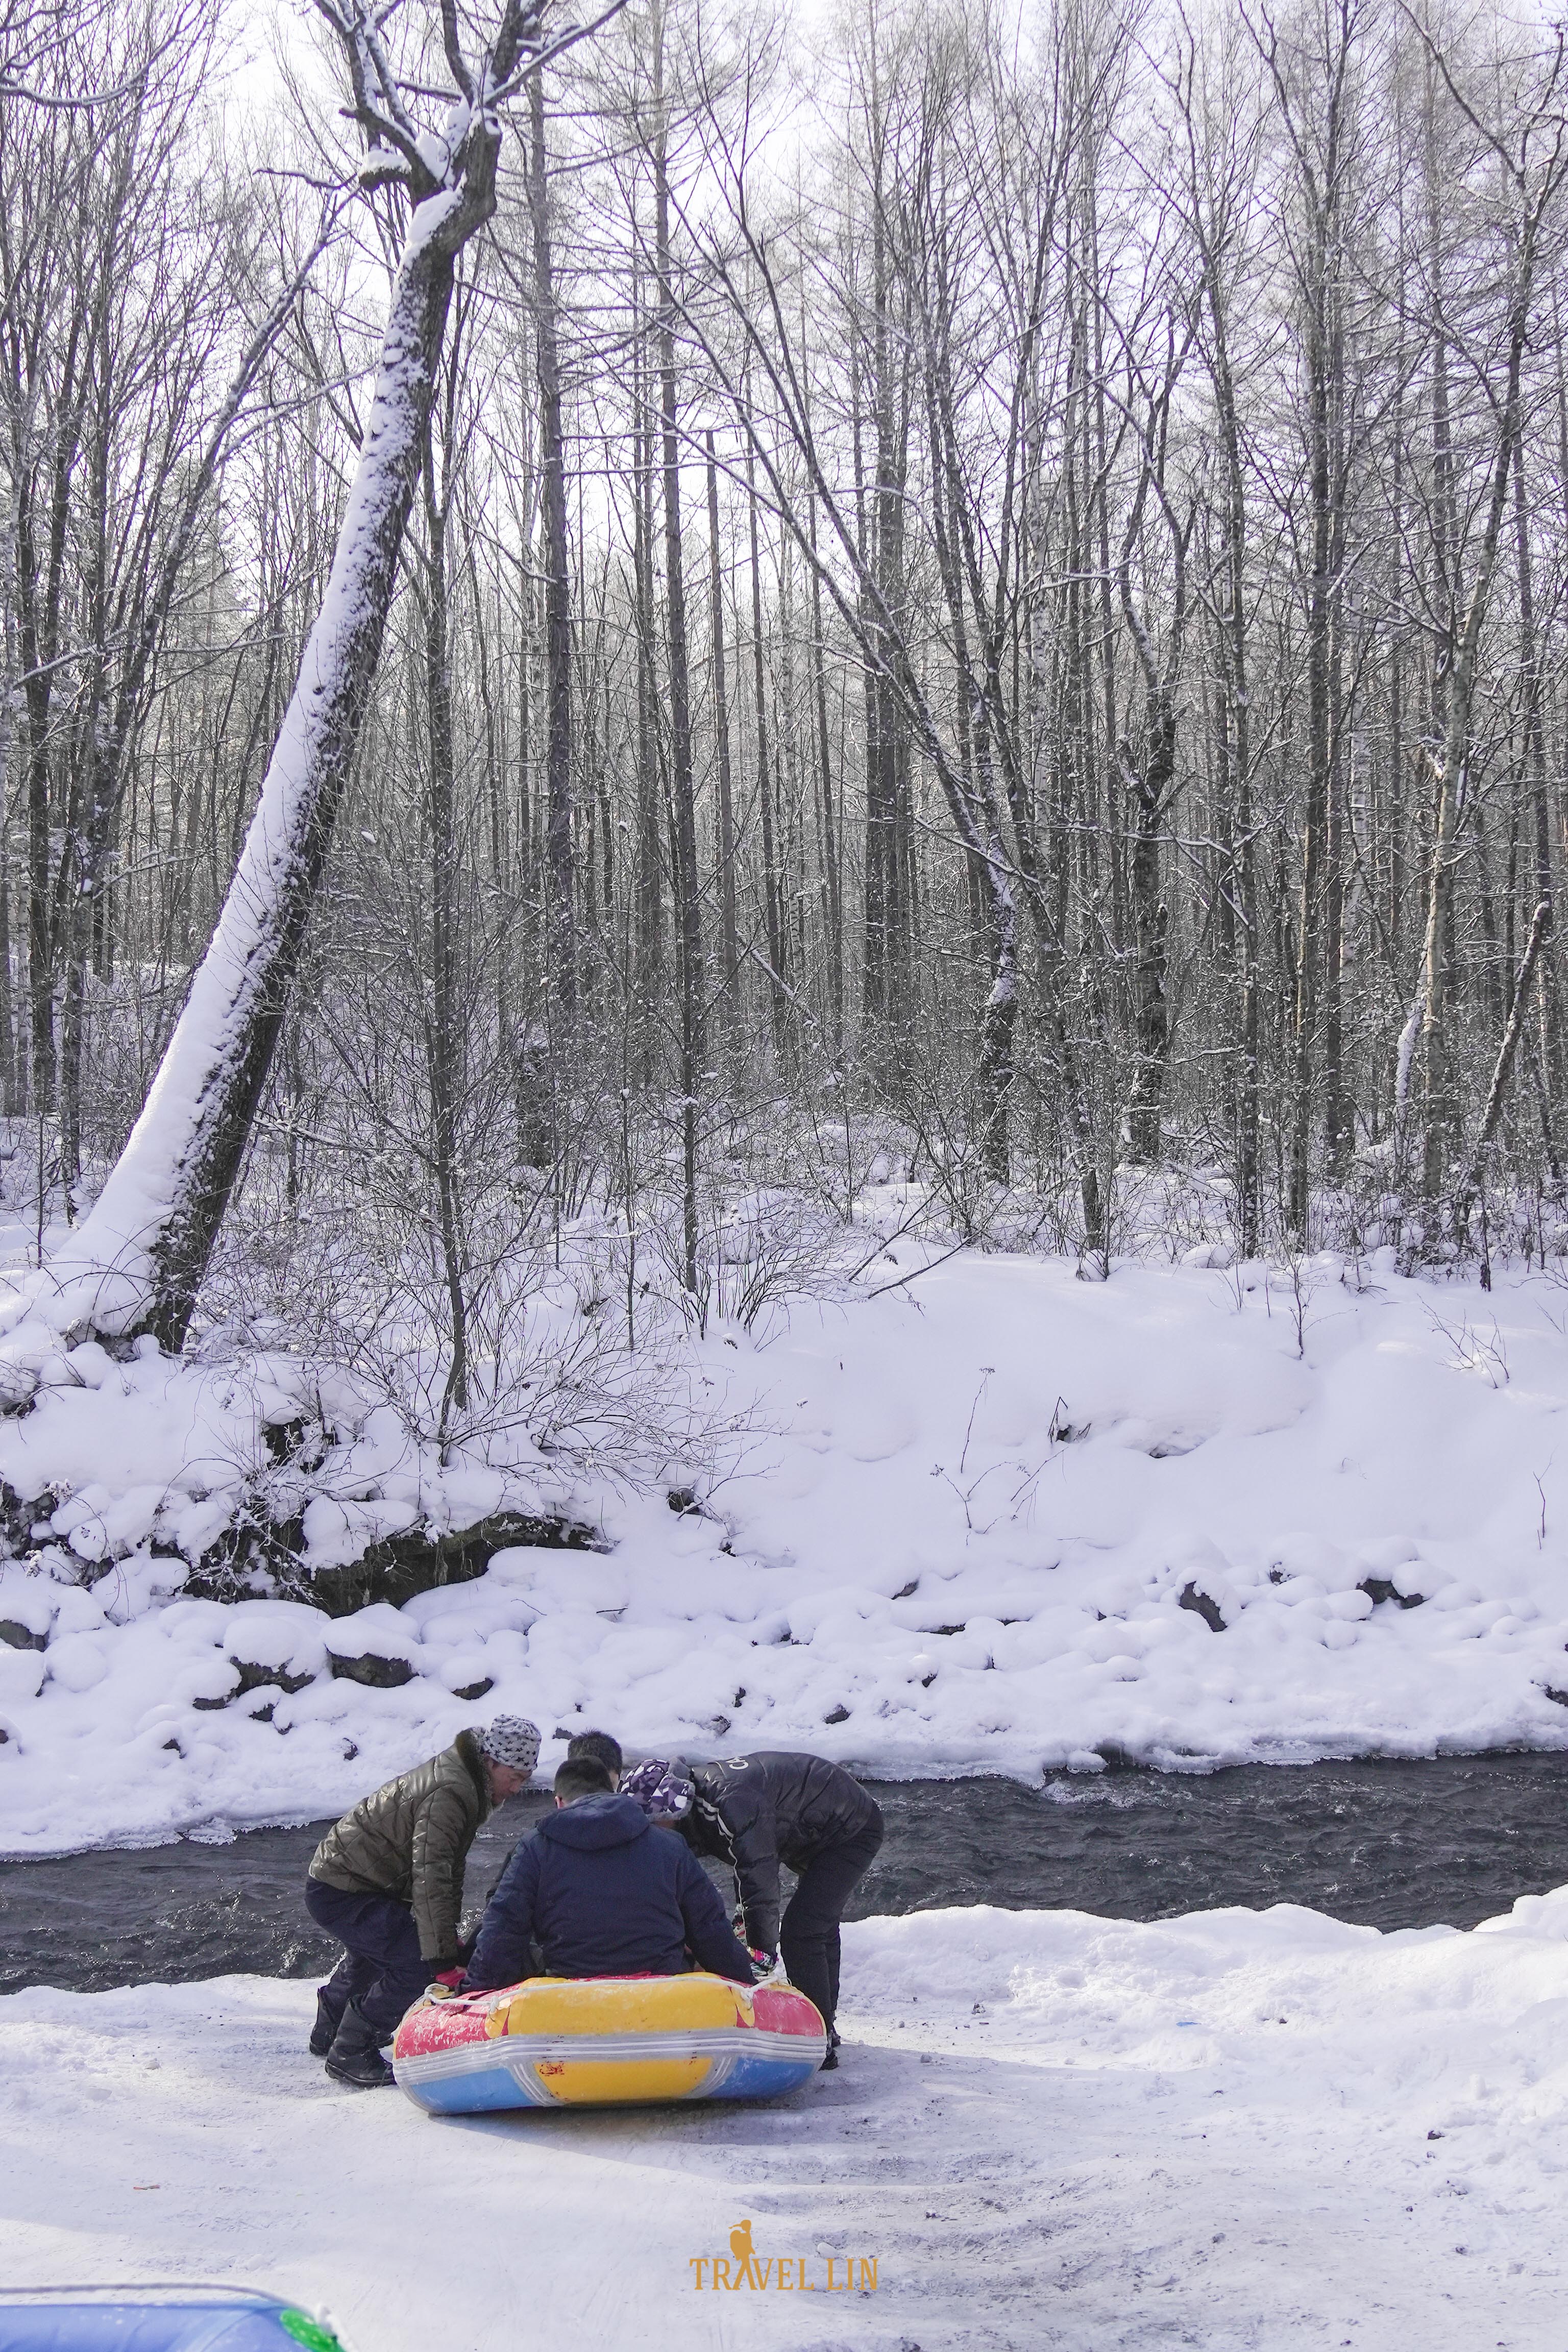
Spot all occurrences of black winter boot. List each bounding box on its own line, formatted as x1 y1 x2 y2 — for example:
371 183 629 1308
820 2027 841 2073
309 1984 350 2057
324 2001 395 2089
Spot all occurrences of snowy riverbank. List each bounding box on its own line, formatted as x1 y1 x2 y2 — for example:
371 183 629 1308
7 1244 1568 1852
4 1891 1568 2349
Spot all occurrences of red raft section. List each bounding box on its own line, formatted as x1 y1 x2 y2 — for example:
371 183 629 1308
394 1971 826 2115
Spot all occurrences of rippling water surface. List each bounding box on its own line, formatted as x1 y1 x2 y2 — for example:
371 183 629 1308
4 1755 1566 1994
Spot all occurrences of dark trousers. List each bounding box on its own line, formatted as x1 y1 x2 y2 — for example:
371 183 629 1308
778 1809 883 2034
305 1877 429 2039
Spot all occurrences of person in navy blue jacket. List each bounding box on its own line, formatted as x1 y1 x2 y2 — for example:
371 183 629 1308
463 1755 757 1990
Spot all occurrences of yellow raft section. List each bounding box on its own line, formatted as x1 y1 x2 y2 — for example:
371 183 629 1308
483 1972 753 2104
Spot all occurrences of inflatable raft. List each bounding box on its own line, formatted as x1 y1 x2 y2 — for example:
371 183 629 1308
394 1971 826 2114
0 2286 342 2350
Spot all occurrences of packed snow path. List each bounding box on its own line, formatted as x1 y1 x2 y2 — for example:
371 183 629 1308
5 1896 1568 2350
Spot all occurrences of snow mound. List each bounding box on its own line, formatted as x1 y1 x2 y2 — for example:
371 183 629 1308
7 1248 1568 1851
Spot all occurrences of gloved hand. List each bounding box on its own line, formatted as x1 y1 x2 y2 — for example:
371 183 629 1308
749 1948 778 1981
428 1969 467 1998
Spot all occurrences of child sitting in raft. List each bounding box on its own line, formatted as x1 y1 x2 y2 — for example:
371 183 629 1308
462 1756 757 1991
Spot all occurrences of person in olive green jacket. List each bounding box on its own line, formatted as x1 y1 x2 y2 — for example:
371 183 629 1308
305 1716 540 2087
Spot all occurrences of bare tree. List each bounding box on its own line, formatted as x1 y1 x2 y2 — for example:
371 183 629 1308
58 0 624 1344
1404 18 1568 1215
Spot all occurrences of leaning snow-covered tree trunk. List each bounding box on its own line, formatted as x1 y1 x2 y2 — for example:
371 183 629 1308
50 0 620 1349
62 215 464 1345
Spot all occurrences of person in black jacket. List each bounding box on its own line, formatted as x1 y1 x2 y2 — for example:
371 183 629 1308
623 1751 883 2065
464 1756 756 1990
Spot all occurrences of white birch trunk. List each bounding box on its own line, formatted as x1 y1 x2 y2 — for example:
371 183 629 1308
50 191 469 1342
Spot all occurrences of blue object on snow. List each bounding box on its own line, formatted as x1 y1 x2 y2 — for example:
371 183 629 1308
0 2286 343 2350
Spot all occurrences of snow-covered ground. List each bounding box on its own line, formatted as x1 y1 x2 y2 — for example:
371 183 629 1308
6 1244 1568 1852
4 1890 1568 2349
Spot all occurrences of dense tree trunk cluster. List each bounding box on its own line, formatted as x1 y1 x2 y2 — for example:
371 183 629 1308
4 0 1568 1390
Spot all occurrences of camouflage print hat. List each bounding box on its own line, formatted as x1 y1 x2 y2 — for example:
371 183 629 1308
621 1757 695 1822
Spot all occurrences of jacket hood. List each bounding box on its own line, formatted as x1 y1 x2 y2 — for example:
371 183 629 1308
453 1728 493 1818
539 1792 650 1852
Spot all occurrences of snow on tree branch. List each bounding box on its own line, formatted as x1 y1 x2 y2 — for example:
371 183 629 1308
0 0 626 1376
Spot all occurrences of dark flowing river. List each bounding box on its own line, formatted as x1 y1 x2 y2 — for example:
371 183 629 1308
4 1754 1566 1995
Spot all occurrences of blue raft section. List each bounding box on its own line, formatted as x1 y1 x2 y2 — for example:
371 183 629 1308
0 2286 342 2351
406 2040 821 2114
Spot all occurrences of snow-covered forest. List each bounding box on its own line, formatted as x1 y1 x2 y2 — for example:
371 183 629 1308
14 11 1568 2340
8 0 1568 1377
0 0 1566 1834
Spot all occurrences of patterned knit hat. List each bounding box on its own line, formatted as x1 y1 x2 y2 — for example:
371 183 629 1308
622 1757 695 1822
478 1716 541 1773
